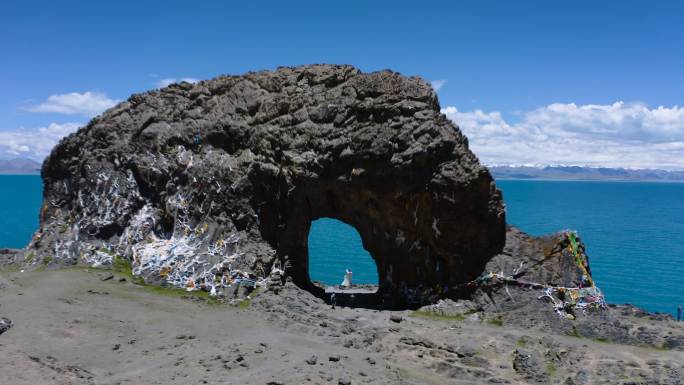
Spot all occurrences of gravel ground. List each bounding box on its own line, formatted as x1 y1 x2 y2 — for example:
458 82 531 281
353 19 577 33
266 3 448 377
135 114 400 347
0 268 682 385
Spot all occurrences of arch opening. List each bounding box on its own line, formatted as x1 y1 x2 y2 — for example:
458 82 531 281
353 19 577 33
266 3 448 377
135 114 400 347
308 217 379 288
306 217 382 309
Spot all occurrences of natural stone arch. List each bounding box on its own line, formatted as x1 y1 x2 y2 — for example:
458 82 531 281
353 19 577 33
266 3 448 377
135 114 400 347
252 153 505 306
31 64 506 307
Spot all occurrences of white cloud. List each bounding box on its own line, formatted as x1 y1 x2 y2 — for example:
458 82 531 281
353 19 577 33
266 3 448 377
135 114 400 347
442 102 684 170
0 123 82 161
431 79 447 92
157 77 199 88
27 92 118 117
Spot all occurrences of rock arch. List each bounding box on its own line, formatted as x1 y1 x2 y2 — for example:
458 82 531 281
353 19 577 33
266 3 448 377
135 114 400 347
251 143 505 305
31 64 506 306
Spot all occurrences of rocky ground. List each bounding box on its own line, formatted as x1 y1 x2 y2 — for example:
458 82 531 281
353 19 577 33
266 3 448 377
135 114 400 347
1 267 682 385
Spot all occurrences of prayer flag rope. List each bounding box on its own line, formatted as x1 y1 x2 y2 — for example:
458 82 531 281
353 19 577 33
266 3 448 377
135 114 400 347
458 231 606 319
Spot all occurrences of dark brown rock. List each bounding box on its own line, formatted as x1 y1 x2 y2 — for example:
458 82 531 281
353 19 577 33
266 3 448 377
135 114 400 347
28 64 505 307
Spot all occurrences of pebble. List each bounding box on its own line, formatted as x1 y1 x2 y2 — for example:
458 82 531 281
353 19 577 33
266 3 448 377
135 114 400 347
306 355 318 365
0 317 13 335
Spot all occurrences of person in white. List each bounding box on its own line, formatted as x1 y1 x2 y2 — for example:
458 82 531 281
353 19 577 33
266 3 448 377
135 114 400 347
341 269 353 288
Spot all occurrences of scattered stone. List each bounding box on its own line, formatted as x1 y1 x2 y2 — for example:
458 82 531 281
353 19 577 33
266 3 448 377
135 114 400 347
338 378 351 385
390 314 403 323
512 349 547 383
0 317 12 335
305 355 318 365
328 355 340 362
112 344 121 351
100 272 114 281
399 335 436 349
87 289 109 295
176 334 196 340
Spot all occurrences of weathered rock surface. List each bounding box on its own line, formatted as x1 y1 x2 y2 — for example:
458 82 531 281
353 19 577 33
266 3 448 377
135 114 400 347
0 249 23 269
0 317 11 336
419 227 684 350
28 64 505 305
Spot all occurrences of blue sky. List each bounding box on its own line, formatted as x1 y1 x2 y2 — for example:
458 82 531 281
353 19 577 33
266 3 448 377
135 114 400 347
2 1 684 168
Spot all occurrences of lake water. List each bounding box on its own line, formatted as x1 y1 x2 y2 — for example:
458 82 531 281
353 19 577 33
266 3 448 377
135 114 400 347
1 175 682 315
497 180 684 316
0 175 42 249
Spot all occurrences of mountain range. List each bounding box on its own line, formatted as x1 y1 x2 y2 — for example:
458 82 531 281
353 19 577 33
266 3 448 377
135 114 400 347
490 165 684 182
2 157 684 182
0 158 41 175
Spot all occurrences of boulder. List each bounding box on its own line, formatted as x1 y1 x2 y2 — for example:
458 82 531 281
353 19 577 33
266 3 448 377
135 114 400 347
29 64 505 305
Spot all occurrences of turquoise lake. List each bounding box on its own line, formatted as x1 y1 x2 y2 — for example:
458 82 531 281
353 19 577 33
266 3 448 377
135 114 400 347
1 175 682 315
0 175 43 250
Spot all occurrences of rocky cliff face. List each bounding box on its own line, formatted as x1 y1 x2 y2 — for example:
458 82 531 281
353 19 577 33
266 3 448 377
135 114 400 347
28 64 505 305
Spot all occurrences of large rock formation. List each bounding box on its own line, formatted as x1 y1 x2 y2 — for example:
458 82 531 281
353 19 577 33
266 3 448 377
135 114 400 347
28 64 505 305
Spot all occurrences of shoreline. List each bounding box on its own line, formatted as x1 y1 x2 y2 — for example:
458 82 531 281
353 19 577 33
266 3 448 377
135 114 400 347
495 177 684 184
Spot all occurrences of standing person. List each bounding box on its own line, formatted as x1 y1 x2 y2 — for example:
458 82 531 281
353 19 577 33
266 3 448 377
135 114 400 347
330 293 336 309
341 269 352 288
678 305 682 322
